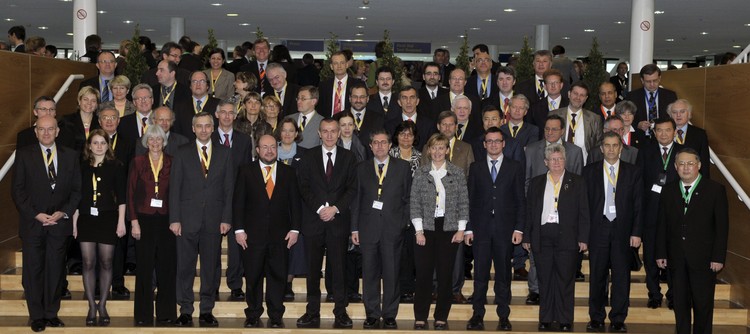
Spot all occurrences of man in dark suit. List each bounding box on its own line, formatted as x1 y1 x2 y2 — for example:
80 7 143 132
296 119 357 328
500 94 539 148
266 63 300 117
234 134 301 328
225 44 249 74
118 84 155 149
528 69 569 133
367 66 402 122
172 71 219 140
239 38 274 95
433 68 482 121
134 106 190 156
484 66 517 120
472 106 526 175
596 82 619 121
515 50 553 104
151 60 193 137
170 112 234 327
433 48 455 89
12 116 81 332
610 62 629 101
465 127 525 331
16 96 74 150
583 132 644 332
140 42 191 87
639 117 683 309
348 82 384 157
587 115 639 165
384 86 436 151
351 129 412 329
625 64 678 136
212 101 252 301
417 62 449 117
656 147 727 334
453 95 484 144
79 51 117 103
318 51 364 117
465 51 499 103
297 53 321 87
667 99 710 178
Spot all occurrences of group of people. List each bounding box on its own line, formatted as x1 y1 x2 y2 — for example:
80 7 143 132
11 37 727 334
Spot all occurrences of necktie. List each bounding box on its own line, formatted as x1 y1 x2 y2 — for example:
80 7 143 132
648 91 657 121
333 80 343 114
537 79 545 98
662 146 669 162
378 163 384 176
141 117 148 136
259 63 266 93
431 90 436 99
196 99 203 113
325 152 334 182
224 133 231 147
606 165 617 221
382 96 389 112
480 78 487 98
355 112 362 127
503 97 510 112
102 80 111 102
46 148 56 188
567 113 577 143
265 166 274 199
677 129 684 143
277 90 283 104
684 185 692 207
456 123 464 139
550 99 557 110
512 125 519 138
490 160 498 182
201 145 209 176
300 115 307 131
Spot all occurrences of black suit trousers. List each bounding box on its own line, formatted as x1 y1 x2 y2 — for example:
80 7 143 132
414 219 458 322
400 224 417 294
242 241 289 320
21 231 70 320
305 223 349 316
588 218 632 323
361 233 403 319
536 224 577 324
133 215 176 323
471 227 514 318
643 225 672 300
176 229 222 314
670 260 716 334
224 234 244 290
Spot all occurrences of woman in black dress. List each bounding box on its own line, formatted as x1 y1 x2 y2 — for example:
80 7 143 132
73 129 127 326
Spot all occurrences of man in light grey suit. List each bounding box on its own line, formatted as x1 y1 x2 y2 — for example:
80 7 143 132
135 106 190 156
169 112 235 327
285 85 323 149
587 115 639 165
550 81 603 165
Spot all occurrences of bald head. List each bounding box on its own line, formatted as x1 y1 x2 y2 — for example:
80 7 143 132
35 115 59 146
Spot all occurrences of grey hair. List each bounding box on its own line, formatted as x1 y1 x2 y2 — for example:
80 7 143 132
544 142 566 160
141 123 168 149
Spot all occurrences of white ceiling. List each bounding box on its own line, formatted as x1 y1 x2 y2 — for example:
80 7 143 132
4 0 750 61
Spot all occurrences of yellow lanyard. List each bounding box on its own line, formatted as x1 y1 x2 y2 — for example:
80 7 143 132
149 154 163 196
197 143 212 171
274 83 287 101
161 82 176 106
354 113 364 130
85 125 91 139
92 170 99 205
261 162 276 183
449 138 455 161
480 77 488 96
210 70 222 94
548 173 562 210
193 97 204 114
111 133 118 150
568 112 580 137
42 146 56 168
236 100 243 114
604 163 619 200
457 120 468 141
510 122 524 138
374 159 389 199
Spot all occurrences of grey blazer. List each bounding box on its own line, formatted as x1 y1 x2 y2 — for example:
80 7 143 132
525 139 584 191
409 161 469 232
285 111 323 149
203 69 235 101
550 108 603 155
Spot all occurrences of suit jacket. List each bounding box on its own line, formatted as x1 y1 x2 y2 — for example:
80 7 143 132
239 60 274 94
278 82 300 118
233 161 301 243
583 161 644 248
528 95 570 133
439 63 456 88
587 145 639 166
297 146 358 238
625 87 678 126
409 161 469 231
525 140 584 190
78 76 109 97
225 57 248 74
338 136 367 163
12 144 81 238
417 85 449 118
351 158 412 242
367 92 402 118
465 73 499 102
656 178 728 269
173 95 220 140
550 108 604 156
169 141 235 233
13 44 25 53
178 53 203 73
625 128 649 150
467 157 526 236
471 136 526 171
297 64 320 87
126 153 172 217
515 77 545 105
681 124 710 178
140 67 192 88
59 112 102 153
352 109 385 151
285 111 323 149
203 69 235 101
500 122 539 148
433 93 481 122
317 76 364 117
456 117 485 145
420 138 474 177
384 114 436 151
639 142 683 228
16 125 75 150
135 131 189 156
610 75 629 101
151 83 193 136
110 132 135 168
212 130 252 173
523 171 590 253
117 112 145 149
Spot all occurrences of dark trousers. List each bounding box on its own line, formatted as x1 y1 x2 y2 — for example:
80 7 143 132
225 233 244 290
670 260 716 334
512 244 528 270
399 224 416 295
414 218 458 322
242 241 288 320
21 232 69 321
305 226 349 316
451 243 466 293
134 215 176 322
111 221 131 289
471 229 513 318
643 225 672 300
588 218 632 323
361 233 403 319
326 244 362 298
176 228 222 315
536 224 576 324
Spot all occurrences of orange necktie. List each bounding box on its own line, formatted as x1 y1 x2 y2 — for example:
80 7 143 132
265 166 274 198
333 80 343 115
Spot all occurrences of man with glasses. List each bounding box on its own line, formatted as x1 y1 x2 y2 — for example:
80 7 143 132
348 82 383 155
626 64 678 137
239 38 274 95
140 42 191 87
79 51 117 103
516 50 555 104
135 106 189 156
434 68 481 121
266 63 300 117
466 50 498 102
417 62 448 119
285 86 323 149
529 69 570 135
368 66 401 121
119 84 156 149
317 51 364 117
17 96 74 149
151 60 192 136
173 71 219 140
385 86 435 151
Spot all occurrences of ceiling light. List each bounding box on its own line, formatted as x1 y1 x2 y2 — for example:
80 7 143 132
584 29 595 32
458 35 465 38
614 21 625 24
66 32 74 36
654 10 665 14
470 27 480 31
703 49 709 52
122 20 133 24
359 6 369 9
144 28 155 32
59 0 72 2
239 23 250 26
503 8 516 12
665 38 675 42
441 45 448 48
562 37 571 40
226 13 239 17
733 45 742 48
354 39 363 42
746 23 750 27
356 25 364 29
211 3 223 6
96 10 106 14
357 17 366 20
37 26 48 30
4 18 14 22
484 19 496 22
355 33 364 36
700 31 709 35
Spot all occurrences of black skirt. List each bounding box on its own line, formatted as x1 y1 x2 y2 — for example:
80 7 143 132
77 210 119 245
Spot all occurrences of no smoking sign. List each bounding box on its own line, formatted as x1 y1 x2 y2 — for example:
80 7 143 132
640 20 651 31
76 9 87 20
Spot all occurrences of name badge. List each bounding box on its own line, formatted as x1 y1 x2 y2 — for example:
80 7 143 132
651 184 662 194
372 201 384 210
90 207 99 216
609 205 617 214
658 173 667 186
546 212 559 224
150 198 163 208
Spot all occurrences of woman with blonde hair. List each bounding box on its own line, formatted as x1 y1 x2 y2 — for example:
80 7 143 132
99 75 136 117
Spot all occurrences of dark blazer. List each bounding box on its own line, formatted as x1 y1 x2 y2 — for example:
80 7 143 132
353 109 385 151
60 112 101 153
79 76 106 95
12 144 82 237
528 95 570 133
278 145 307 168
169 142 235 233
439 63 456 88
515 77 545 104
233 161 301 242
433 93 481 122
457 117 485 145
173 95 220 140
471 135 526 172
610 75 629 101
367 92 402 117
297 64 321 87
523 171 590 253
126 153 172 218
625 87 678 126
135 131 189 157
212 130 252 173
151 83 193 135
465 73 499 102
583 161 644 246
500 122 539 148
656 178 728 269
13 44 25 53
417 85 449 118
467 157 526 235
239 60 274 94
639 142 683 228
350 158 412 241
117 112 145 149
110 132 135 168
384 114 436 151
338 136 367 163
279 82 300 118
317 76 364 117
178 53 203 73
625 128 649 150
140 67 192 88
78 159 127 212
681 124 710 178
16 125 75 150
297 146 358 238
225 57 248 74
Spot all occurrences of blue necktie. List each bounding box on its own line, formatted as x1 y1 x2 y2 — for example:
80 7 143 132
606 166 617 221
491 160 498 182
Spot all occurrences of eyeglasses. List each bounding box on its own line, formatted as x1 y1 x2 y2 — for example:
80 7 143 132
475 58 491 64
676 161 699 167
296 97 313 101
484 139 504 144
133 97 152 102
97 60 116 65
191 79 207 84
100 116 118 121
546 157 565 162
35 107 56 112
544 127 562 132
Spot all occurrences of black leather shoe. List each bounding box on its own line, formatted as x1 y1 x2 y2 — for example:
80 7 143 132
98 316 110 326
296 313 320 328
269 318 283 328
414 321 427 330
560 323 573 332
325 294 335 302
538 322 551 331
135 319 153 326
86 317 96 326
466 315 484 330
647 297 662 308
610 322 628 332
243 317 260 328
111 286 130 300
155 318 173 326
434 321 448 330
400 293 414 303
348 293 363 303
31 319 46 332
61 288 72 300
383 317 397 329
497 317 512 331
174 314 193 327
514 268 529 280
363 317 380 329
575 271 585 281
526 292 540 305
284 282 295 301
334 313 353 328
69 264 82 275
667 297 674 310
230 288 245 300
586 320 604 332
199 313 218 327
125 263 136 275
46 317 64 327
